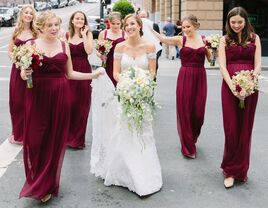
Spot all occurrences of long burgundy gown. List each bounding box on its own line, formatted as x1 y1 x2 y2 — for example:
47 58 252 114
221 35 258 181
67 42 91 148
20 41 70 199
104 29 125 86
9 38 33 143
176 36 207 157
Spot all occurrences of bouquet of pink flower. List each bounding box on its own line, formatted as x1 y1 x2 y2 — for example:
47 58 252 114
231 70 259 109
206 34 222 66
11 44 44 88
95 39 112 67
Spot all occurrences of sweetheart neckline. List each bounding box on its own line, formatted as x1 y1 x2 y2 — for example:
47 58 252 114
43 52 67 59
183 46 206 50
122 53 147 60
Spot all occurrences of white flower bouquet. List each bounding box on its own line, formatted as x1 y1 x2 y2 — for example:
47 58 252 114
115 66 157 134
206 34 222 66
231 70 259 109
11 44 44 88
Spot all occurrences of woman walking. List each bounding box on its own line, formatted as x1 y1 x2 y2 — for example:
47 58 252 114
152 15 211 159
66 11 93 149
218 7 261 188
8 5 38 144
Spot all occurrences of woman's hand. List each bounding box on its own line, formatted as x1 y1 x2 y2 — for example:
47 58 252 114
91 67 105 79
100 54 107 62
20 69 33 80
81 25 89 37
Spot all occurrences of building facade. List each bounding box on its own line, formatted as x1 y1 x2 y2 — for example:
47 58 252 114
133 0 268 55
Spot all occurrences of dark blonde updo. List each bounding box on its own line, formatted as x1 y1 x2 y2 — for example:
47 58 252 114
35 11 59 32
182 14 200 29
108 12 122 23
123 14 143 36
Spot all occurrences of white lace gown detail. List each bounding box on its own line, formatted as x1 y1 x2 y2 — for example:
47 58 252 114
90 53 162 196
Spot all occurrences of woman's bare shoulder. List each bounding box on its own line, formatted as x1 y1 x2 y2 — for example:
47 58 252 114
114 41 127 52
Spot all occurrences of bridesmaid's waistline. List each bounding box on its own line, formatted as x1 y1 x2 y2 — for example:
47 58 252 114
181 64 205 68
33 74 66 78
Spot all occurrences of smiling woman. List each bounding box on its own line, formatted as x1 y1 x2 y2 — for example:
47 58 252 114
8 5 38 144
66 11 93 149
223 0 268 55
18 10 102 202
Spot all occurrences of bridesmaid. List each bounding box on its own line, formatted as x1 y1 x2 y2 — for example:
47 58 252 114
8 5 38 144
218 7 261 188
97 12 125 86
152 15 211 159
19 11 102 202
66 11 93 149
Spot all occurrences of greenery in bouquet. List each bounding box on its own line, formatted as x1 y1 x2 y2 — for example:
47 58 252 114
115 66 157 134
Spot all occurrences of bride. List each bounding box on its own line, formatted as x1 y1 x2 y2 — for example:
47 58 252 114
90 14 162 196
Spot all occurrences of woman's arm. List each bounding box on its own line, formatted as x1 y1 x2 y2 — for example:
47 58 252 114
81 25 93 55
65 43 101 80
113 43 124 82
254 34 262 75
146 43 156 78
218 36 233 90
150 27 182 46
8 36 14 59
205 47 213 62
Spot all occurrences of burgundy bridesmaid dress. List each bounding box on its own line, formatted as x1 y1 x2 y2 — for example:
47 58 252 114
104 29 125 86
20 41 70 199
9 38 32 144
221 34 258 181
67 42 91 148
176 36 207 157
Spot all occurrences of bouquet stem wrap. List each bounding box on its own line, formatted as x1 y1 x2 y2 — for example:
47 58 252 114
26 74 33 89
210 48 217 66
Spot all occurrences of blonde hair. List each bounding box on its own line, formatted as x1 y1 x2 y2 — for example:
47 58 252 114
182 14 200 29
13 5 38 40
35 11 59 33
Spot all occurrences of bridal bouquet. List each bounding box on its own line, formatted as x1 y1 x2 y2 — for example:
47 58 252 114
95 39 112 67
231 70 259 109
206 34 222 66
11 44 44 88
115 66 157 135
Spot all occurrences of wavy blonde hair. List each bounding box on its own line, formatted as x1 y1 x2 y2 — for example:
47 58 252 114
35 11 59 33
13 5 38 40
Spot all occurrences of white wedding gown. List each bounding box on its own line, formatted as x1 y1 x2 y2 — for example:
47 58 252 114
90 52 162 196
